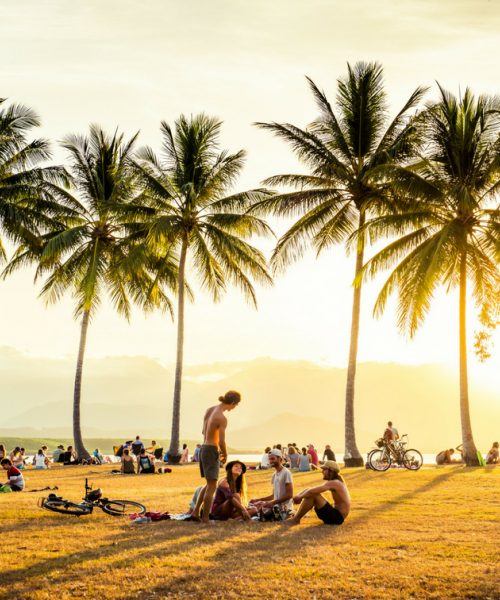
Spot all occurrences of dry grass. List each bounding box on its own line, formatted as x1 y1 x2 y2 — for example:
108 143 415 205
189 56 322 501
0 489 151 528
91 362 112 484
0 464 498 599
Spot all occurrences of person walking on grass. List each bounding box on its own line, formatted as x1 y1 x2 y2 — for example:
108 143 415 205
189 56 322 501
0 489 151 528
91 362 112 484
191 390 241 523
286 460 350 526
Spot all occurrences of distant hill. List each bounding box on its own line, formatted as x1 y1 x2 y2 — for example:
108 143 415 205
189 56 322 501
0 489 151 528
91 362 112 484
0 347 497 452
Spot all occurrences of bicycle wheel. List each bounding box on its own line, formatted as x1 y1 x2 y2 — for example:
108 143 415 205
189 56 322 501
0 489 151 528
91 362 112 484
369 449 392 471
403 449 423 471
101 500 146 516
43 499 92 516
366 449 378 470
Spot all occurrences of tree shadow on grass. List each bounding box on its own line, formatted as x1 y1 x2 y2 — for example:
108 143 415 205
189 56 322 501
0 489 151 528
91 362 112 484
1 521 241 590
125 467 464 599
3 468 464 598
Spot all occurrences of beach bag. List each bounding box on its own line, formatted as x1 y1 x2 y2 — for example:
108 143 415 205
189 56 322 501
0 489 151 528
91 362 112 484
0 485 13 493
258 504 291 522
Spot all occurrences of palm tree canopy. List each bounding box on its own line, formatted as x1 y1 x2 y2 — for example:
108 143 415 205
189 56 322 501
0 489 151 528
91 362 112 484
252 61 427 272
134 114 274 307
360 86 500 335
7 125 175 319
0 98 71 262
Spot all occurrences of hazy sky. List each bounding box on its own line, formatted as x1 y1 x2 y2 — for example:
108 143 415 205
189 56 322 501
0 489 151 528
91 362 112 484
1 1 498 382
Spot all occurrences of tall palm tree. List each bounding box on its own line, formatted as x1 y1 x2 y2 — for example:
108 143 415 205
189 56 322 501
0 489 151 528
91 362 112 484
9 126 174 461
359 87 500 466
0 98 70 264
254 63 426 466
134 114 273 462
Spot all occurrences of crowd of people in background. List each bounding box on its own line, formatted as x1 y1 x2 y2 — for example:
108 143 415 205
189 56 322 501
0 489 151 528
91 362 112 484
259 443 336 472
0 431 498 494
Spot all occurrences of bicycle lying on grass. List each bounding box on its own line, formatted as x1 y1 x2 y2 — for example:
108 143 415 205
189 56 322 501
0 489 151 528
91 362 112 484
39 479 146 517
368 434 423 471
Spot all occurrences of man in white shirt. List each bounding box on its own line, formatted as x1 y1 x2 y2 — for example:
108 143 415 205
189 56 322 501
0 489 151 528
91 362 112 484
249 448 294 512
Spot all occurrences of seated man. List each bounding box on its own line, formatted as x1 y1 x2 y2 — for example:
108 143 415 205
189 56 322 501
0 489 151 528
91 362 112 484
0 458 25 492
131 436 144 456
137 448 155 474
52 445 65 463
62 446 78 465
286 460 350 526
249 448 293 516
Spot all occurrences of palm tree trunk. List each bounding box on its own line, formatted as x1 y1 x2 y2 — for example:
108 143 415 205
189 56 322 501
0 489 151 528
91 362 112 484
459 249 479 466
168 237 188 463
344 211 365 467
73 309 91 461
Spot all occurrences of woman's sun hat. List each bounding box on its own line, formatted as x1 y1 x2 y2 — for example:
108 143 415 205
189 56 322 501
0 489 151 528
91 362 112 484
225 460 247 474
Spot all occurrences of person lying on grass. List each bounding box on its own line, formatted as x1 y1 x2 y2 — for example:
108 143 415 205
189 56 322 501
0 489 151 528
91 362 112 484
211 460 256 521
285 460 350 526
0 458 25 492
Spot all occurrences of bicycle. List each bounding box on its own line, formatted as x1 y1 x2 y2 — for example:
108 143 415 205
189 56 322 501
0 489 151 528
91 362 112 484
368 434 423 471
39 478 147 517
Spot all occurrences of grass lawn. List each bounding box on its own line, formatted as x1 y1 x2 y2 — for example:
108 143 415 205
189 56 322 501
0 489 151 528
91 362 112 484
0 463 498 599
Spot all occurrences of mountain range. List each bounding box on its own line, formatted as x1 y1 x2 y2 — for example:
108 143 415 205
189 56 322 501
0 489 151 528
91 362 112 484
0 346 497 453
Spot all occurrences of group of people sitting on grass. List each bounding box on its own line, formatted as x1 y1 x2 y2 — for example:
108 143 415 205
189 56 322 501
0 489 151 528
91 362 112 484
186 447 350 526
114 436 191 473
260 443 336 472
435 442 499 465
185 391 351 526
116 437 196 464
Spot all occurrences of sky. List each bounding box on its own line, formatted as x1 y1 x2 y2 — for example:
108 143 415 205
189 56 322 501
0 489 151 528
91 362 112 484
0 0 498 389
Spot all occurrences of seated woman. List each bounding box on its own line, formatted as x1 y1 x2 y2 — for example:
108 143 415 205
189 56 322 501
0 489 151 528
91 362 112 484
298 447 311 472
486 442 499 464
137 448 155 474
92 448 104 465
180 444 189 464
9 447 25 470
1 458 25 492
211 460 254 521
288 446 300 469
121 448 136 474
260 447 271 469
32 449 49 470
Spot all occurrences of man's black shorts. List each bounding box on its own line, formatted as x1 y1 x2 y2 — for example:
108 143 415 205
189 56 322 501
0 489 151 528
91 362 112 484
315 502 344 525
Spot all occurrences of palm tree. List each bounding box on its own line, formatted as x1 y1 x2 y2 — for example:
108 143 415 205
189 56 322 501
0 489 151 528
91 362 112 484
9 126 173 461
0 98 69 264
134 114 273 462
359 87 500 466
254 63 426 466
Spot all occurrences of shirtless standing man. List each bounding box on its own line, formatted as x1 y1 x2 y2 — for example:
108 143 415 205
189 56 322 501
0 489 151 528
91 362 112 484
191 390 241 523
286 460 350 526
